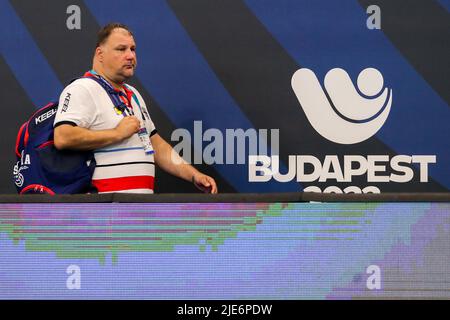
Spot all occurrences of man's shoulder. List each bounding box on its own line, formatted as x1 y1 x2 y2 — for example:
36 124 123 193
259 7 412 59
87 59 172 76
64 77 103 93
58 78 106 107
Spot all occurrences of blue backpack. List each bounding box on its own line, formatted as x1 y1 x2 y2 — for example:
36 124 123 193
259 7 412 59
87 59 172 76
13 76 128 194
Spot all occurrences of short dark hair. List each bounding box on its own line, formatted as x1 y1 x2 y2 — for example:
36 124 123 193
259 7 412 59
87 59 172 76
96 22 134 48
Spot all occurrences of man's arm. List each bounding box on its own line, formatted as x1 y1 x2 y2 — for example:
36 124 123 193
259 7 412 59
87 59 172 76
54 116 141 150
151 133 218 194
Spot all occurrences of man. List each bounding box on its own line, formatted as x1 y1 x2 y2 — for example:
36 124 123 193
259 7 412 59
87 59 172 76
53 23 217 194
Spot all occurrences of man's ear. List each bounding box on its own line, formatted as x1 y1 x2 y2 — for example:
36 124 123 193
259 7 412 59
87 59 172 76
95 47 103 62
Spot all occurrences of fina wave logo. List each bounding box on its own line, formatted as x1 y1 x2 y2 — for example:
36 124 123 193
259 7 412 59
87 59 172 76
291 68 392 144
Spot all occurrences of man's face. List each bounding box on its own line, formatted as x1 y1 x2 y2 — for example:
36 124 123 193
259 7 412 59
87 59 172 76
98 28 137 83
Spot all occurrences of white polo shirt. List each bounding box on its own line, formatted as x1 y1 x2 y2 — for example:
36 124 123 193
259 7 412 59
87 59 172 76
54 77 157 193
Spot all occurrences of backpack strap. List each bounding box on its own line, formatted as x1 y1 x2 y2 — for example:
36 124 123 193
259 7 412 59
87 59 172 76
15 122 27 158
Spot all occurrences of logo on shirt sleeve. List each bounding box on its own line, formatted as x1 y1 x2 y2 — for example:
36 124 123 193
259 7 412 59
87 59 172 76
61 92 71 113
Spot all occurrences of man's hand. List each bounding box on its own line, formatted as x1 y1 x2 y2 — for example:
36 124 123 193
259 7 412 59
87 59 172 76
115 116 140 140
192 173 218 194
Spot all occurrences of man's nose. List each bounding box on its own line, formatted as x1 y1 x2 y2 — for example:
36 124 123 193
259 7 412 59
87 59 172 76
125 49 135 59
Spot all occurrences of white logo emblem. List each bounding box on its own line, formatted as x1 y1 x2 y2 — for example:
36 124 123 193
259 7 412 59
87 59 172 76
13 162 28 188
291 68 392 144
